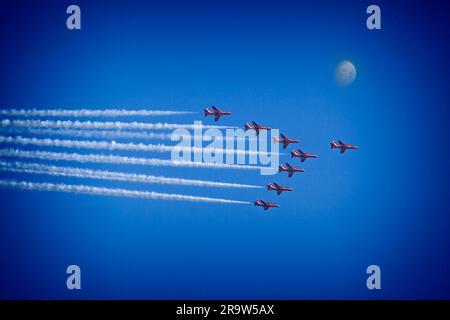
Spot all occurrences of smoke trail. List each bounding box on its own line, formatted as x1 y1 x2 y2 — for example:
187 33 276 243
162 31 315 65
0 148 263 170
0 179 251 204
0 109 196 117
0 127 254 142
0 119 234 130
0 136 278 156
0 127 174 141
0 160 263 189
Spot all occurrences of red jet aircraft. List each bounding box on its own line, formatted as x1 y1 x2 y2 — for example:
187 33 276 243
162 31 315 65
244 121 272 136
273 133 299 149
203 105 232 121
291 149 318 162
266 182 293 195
278 162 305 177
254 199 280 210
330 140 359 154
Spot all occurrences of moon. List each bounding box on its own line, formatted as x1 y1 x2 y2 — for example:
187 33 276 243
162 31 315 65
336 60 356 85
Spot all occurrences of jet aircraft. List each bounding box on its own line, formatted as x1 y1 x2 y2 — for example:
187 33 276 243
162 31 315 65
255 199 280 210
266 182 293 195
278 163 305 177
244 121 272 136
204 105 232 121
291 149 318 162
273 133 299 149
330 140 359 153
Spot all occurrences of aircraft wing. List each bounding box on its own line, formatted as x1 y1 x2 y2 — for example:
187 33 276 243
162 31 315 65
338 140 345 145
282 141 289 149
277 190 282 195
280 133 286 139
288 171 294 177
340 149 346 154
301 158 306 162
211 106 219 111
214 114 221 121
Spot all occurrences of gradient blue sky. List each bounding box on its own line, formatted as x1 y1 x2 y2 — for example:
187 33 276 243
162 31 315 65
0 0 449 299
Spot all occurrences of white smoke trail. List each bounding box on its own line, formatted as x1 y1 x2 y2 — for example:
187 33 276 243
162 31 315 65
0 179 251 204
0 160 263 189
0 135 277 156
0 148 263 170
0 127 254 142
0 119 234 131
0 109 196 117
0 127 174 141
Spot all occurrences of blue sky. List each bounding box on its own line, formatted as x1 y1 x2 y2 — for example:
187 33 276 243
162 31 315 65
0 0 449 299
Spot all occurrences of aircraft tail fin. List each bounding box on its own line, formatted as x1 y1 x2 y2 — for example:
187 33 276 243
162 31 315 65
204 108 212 117
245 123 252 131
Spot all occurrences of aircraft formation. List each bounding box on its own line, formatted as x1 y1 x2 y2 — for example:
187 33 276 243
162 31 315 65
204 105 359 211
